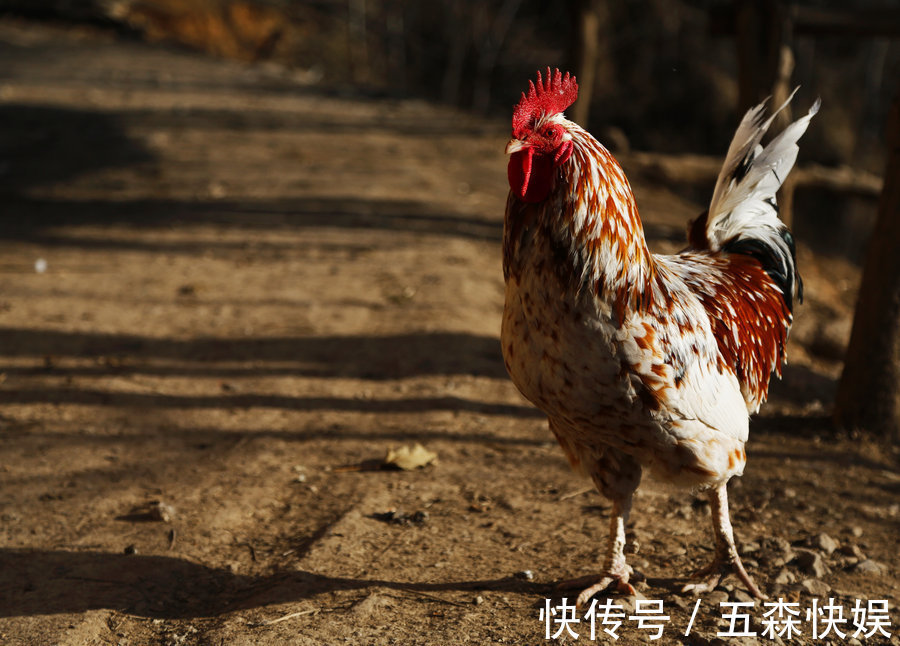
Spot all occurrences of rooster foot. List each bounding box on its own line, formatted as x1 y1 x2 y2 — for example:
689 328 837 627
681 553 765 599
556 564 636 608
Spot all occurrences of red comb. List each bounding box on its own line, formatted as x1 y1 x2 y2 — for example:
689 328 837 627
512 68 578 137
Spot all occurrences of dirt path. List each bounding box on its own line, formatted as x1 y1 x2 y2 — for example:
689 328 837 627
0 20 897 646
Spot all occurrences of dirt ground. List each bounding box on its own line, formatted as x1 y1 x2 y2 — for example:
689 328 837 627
0 19 898 646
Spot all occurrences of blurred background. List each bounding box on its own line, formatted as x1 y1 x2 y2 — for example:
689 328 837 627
2 0 896 253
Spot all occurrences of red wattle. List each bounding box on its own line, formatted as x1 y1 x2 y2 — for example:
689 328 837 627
508 148 554 203
508 148 532 199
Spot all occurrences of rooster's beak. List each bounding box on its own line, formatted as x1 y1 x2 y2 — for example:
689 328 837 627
505 139 526 155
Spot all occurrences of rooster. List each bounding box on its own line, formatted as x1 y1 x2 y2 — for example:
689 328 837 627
501 69 818 604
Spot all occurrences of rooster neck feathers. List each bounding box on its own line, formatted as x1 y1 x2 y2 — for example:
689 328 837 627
555 124 656 312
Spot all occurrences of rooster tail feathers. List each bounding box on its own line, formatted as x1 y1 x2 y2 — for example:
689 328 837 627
703 91 820 312
707 89 818 226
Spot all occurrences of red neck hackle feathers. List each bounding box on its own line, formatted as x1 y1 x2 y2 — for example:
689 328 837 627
563 135 655 313
512 68 578 138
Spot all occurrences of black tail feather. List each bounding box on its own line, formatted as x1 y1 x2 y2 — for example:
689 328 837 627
723 227 801 312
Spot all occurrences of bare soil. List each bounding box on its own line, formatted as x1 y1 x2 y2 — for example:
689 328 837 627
0 19 897 646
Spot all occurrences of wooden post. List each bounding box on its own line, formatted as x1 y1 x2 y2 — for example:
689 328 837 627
569 0 601 128
735 0 781 111
772 42 796 228
834 90 900 440
567 0 616 129
471 0 522 113
734 0 797 225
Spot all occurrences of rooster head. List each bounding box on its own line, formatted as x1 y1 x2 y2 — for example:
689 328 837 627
506 68 578 203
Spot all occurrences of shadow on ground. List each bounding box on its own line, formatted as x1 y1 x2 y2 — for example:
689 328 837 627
0 104 153 194
0 328 511 379
0 548 548 620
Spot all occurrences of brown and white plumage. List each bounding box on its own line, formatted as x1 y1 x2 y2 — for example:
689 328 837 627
501 69 818 603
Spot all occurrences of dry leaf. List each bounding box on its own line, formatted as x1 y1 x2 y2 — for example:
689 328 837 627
383 443 437 470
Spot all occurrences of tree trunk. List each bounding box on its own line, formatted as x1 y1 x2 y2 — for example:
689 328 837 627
834 90 900 439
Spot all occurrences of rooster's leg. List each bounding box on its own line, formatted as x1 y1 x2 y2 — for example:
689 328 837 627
682 483 765 598
557 496 636 607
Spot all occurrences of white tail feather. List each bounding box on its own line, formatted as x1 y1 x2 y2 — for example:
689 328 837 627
700 92 819 311
706 91 820 251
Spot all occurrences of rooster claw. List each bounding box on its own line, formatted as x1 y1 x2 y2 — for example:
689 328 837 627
681 555 766 599
576 576 636 608
556 569 636 608
681 574 722 596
